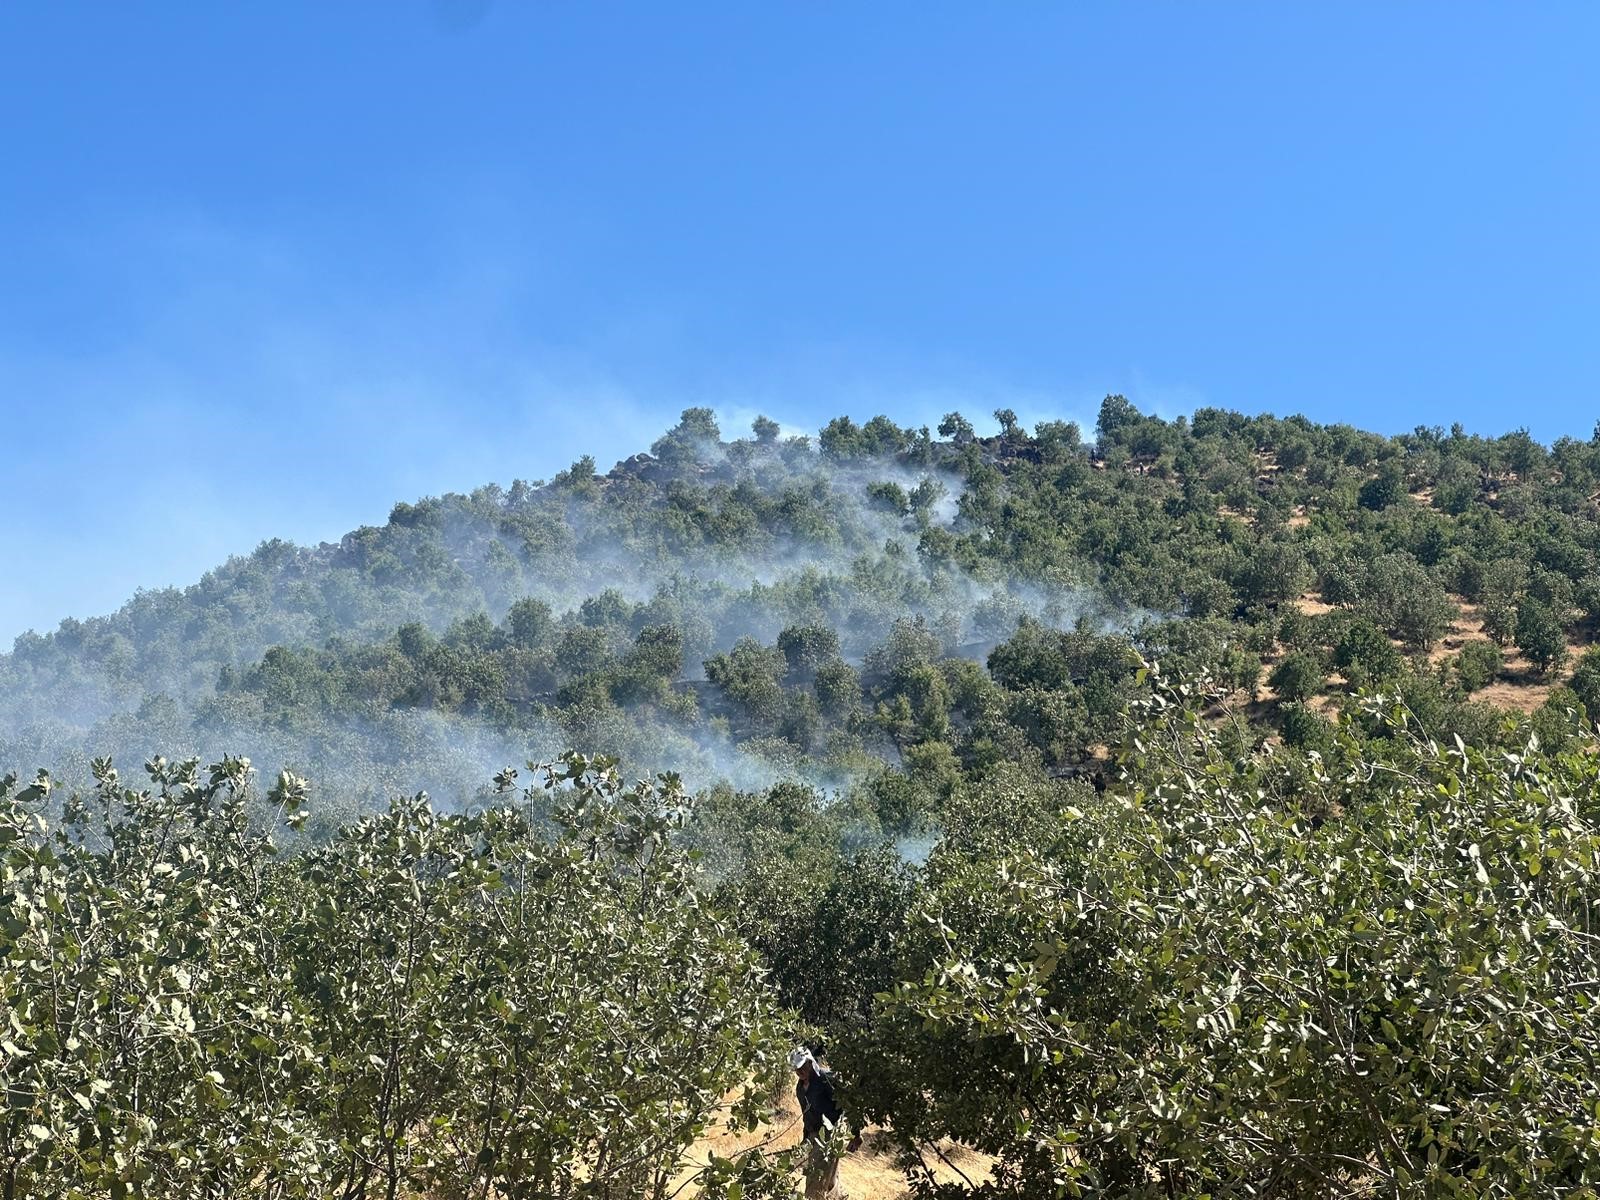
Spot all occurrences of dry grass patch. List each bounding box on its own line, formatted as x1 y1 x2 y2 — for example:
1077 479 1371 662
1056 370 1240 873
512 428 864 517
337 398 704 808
1427 603 1589 716
1285 592 1585 717
1292 591 1336 618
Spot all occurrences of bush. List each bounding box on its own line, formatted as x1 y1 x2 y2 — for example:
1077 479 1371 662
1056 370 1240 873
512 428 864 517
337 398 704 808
1569 646 1600 718
845 686 1600 1196
1358 459 1407 510
1456 639 1503 692
0 755 789 1200
1531 685 1587 752
1269 650 1325 702
1332 616 1403 685
1515 597 1567 675
1280 700 1333 750
1361 552 1455 651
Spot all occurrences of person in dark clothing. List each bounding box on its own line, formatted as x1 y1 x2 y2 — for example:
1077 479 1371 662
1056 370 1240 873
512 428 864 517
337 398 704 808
790 1046 860 1198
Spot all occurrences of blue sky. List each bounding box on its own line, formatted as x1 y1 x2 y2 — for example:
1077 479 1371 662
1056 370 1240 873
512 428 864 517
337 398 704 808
2 2 1597 643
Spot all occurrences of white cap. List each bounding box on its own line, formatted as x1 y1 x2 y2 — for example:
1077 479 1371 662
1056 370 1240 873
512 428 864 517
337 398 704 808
789 1047 814 1071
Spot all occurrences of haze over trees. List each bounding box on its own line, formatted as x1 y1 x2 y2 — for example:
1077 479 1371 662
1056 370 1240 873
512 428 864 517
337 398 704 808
5 400 1600 1196
9 399 1600 810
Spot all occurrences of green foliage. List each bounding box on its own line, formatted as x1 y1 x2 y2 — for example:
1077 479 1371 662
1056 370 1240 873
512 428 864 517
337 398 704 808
1477 558 1527 646
1269 650 1325 702
937 412 975 445
1568 646 1600 718
722 841 917 1034
1515 597 1567 675
1360 553 1456 651
1332 615 1403 686
11 399 1600 1196
1279 699 1333 749
1358 458 1408 510
1002 684 1089 767
1235 539 1309 607
1531 685 1587 752
0 755 788 1200
1456 639 1503 693
819 414 914 460
506 595 555 648
1094 394 1142 448
10 399 1596 803
706 638 789 735
844 684 1600 1197
652 407 723 464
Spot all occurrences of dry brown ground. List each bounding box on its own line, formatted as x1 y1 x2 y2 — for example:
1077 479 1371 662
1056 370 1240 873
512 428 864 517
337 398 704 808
676 1085 992 1199
1294 593 1336 618
1281 592 1588 717
1424 601 1589 714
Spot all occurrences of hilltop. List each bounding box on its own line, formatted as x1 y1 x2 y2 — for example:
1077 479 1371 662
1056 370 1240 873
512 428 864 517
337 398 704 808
7 399 1600 822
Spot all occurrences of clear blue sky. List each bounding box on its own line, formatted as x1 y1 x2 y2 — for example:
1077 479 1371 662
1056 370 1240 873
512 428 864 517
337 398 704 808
2 2 1597 642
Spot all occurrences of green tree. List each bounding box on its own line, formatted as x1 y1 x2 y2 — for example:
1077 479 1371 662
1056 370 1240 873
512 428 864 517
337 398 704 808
1033 419 1083 461
1515 597 1567 675
1362 553 1455 651
777 623 842 683
0 755 792 1200
1280 700 1333 749
1332 615 1403 686
1531 685 1587 752
705 637 788 733
1269 650 1325 702
1358 459 1407 510
937 411 975 445
1456 639 1502 693
1235 540 1309 607
1004 684 1091 766
1568 646 1600 718
845 685 1600 1197
651 407 722 465
1094 393 1141 448
506 596 555 649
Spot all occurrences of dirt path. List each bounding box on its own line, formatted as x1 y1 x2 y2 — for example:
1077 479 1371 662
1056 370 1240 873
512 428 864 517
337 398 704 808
676 1085 991 1198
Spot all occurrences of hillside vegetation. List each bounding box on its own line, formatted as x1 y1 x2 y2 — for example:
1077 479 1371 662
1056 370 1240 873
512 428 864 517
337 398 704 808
9 401 1600 813
5 401 1600 1197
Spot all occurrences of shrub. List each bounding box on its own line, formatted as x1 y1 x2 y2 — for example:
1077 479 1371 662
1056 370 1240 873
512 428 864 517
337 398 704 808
1532 685 1587 752
1269 650 1325 702
1332 616 1403 685
1515 597 1567 675
1456 639 1503 692
846 686 1600 1196
1569 646 1600 719
1280 700 1333 750
1358 459 1406 509
1361 553 1455 651
0 755 789 1200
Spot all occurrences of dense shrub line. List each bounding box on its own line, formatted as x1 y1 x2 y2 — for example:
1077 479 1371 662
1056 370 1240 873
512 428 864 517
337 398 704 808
0 756 786 1200
840 682 1600 1197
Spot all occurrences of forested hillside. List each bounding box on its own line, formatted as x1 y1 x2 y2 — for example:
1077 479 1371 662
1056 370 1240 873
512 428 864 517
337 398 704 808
9 401 1600 812
6 400 1600 1197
